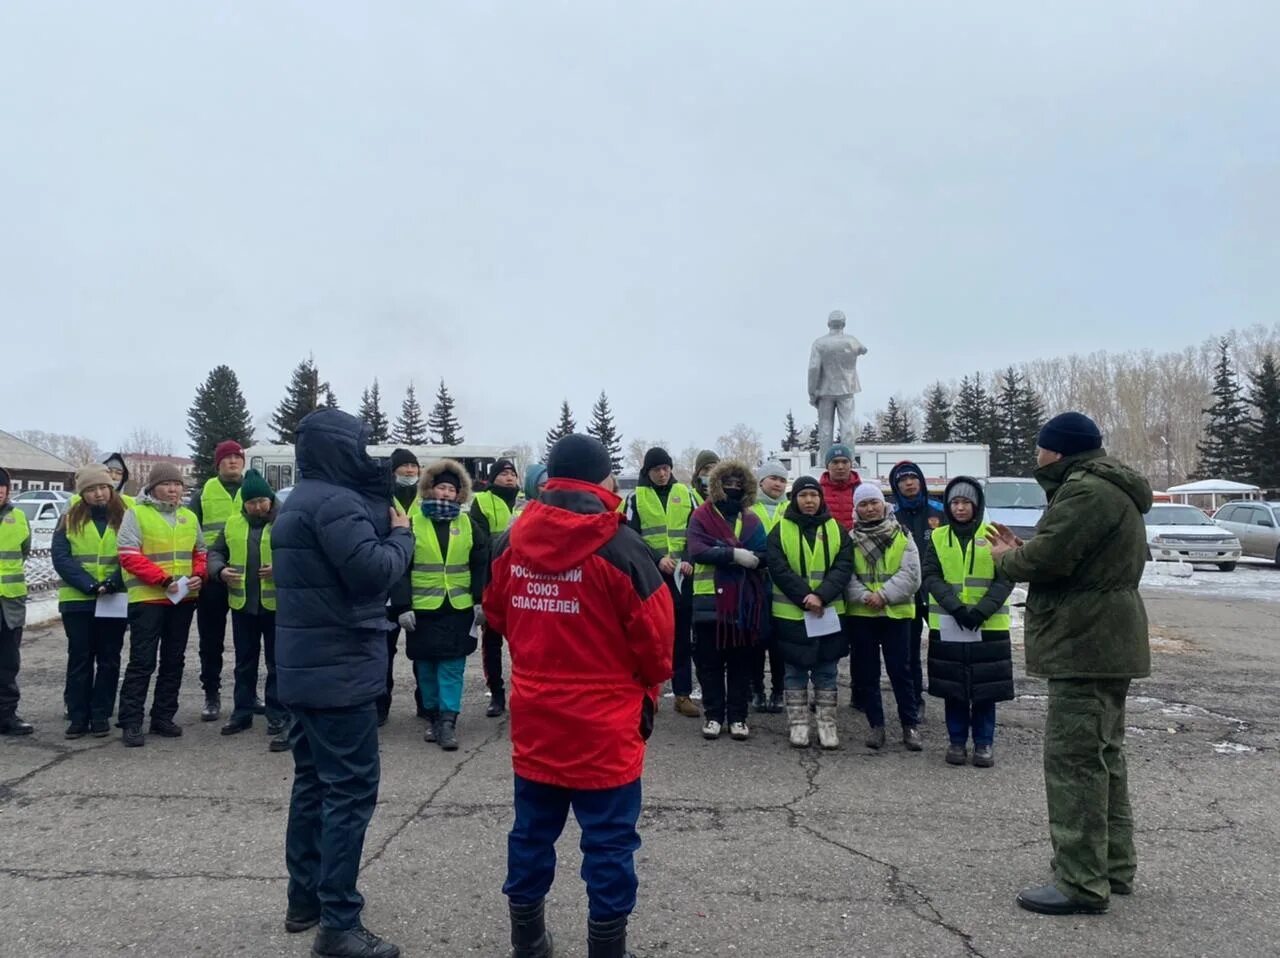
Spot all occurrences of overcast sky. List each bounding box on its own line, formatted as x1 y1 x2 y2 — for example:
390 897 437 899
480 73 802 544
3 2 1276 458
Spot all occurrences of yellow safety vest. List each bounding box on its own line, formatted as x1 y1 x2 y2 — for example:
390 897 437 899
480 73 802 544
633 484 695 557
927 524 1011 631
124 503 198 604
751 499 788 533
473 490 514 535
772 517 847 620
199 478 243 548
410 511 474 611
58 518 120 604
0 508 30 599
848 531 915 619
693 513 743 597
223 512 275 612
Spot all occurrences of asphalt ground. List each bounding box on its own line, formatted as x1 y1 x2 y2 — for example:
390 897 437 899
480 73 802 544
2 584 1277 958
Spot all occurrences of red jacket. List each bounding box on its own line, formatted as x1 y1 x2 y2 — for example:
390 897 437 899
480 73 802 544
484 478 674 790
820 470 862 531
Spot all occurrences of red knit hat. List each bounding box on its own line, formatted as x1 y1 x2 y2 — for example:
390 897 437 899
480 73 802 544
214 440 245 467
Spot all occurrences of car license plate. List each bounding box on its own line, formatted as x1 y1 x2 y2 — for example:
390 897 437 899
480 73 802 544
1189 551 1216 558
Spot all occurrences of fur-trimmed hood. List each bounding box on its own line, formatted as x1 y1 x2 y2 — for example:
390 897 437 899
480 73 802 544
419 458 473 504
707 459 757 506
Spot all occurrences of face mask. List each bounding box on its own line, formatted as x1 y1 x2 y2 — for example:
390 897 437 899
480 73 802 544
724 487 745 502
396 475 418 488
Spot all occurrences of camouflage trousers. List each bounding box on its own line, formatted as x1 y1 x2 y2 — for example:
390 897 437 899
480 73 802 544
1044 678 1136 905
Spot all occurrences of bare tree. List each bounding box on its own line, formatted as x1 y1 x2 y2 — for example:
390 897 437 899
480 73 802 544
716 423 764 468
122 428 174 456
625 438 671 472
15 430 101 466
674 445 702 484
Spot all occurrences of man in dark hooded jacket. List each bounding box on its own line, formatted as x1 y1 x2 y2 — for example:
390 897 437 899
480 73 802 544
273 408 414 958
890 461 946 714
990 412 1152 918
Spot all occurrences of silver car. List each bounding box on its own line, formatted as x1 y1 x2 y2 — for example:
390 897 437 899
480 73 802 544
1213 501 1280 566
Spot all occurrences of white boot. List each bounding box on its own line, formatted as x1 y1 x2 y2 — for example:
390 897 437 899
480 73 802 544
785 690 810 748
815 689 840 750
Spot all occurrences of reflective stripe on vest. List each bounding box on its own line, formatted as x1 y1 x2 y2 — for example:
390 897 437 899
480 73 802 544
410 512 473 610
751 500 787 534
124 504 198 603
199 478 242 547
634 484 695 557
0 509 30 599
58 519 120 603
223 513 275 612
474 491 514 534
772 517 847 620
926 524 1011 631
693 514 742 596
849 532 914 619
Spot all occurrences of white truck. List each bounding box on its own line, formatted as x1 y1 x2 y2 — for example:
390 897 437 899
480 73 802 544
769 443 990 493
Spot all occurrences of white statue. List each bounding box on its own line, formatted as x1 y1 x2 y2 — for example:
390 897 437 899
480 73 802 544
808 310 868 462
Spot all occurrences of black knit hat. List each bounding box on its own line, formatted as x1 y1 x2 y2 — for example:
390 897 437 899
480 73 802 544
432 469 462 492
642 447 673 473
1038 412 1103 456
0 467 9 489
489 458 518 483
791 475 822 500
390 448 419 471
547 434 612 484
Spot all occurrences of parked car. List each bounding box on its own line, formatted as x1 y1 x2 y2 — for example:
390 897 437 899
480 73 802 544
1213 501 1280 567
1145 503 1241 571
14 489 71 503
982 478 1048 541
275 486 293 506
13 498 67 551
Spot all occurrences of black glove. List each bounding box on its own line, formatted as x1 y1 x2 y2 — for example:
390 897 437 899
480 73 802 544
955 607 982 631
101 581 117 594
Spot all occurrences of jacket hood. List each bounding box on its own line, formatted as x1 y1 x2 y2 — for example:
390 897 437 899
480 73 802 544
102 452 130 489
708 460 757 506
419 458 473 504
509 478 624 573
942 475 986 527
1041 450 1153 514
295 408 385 496
889 461 929 509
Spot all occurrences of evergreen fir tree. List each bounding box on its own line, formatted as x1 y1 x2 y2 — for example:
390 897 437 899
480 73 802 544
545 400 577 451
271 355 328 444
427 379 465 445
922 382 953 442
1246 352 1280 490
187 365 255 482
952 374 990 445
393 382 428 445
781 411 803 451
324 386 339 409
358 379 391 443
586 391 624 472
1194 339 1252 480
806 423 821 453
877 398 916 443
858 422 879 445
990 367 1042 477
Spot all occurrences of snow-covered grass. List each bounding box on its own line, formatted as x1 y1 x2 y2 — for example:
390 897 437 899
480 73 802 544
1142 557 1279 603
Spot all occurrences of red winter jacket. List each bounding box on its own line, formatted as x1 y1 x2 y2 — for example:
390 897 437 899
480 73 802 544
820 470 862 531
484 478 674 790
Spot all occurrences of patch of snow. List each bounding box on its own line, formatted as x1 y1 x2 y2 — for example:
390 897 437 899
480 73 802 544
1142 559 1280 604
1211 742 1257 755
25 594 62 628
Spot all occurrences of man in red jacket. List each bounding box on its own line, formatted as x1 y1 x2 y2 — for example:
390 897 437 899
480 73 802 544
819 443 862 530
484 434 673 958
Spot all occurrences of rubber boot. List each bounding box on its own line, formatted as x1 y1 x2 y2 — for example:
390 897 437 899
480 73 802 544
815 688 840 749
784 689 810 748
437 711 459 751
509 900 554 958
587 916 631 958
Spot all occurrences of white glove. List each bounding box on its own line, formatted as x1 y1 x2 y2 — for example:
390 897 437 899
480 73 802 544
397 610 416 632
473 605 486 628
732 548 760 569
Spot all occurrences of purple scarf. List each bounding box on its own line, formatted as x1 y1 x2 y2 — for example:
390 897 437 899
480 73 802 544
687 503 767 649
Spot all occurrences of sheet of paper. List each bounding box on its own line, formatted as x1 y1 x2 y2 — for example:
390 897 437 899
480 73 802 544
167 577 190 605
804 605 842 638
94 592 129 619
939 613 980 643
469 619 482 640
672 563 685 593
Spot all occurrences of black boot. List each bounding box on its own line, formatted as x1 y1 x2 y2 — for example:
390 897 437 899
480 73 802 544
509 900 554 958
487 688 506 718
422 710 440 743
438 712 459 751
0 714 34 736
310 925 400 957
587 916 631 958
201 694 221 722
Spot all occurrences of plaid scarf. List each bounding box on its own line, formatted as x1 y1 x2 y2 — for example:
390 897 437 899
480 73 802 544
420 499 462 521
850 514 900 576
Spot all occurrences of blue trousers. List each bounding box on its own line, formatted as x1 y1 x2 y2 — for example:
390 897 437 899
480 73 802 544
850 616 919 729
946 699 997 748
783 658 839 692
414 657 466 713
285 702 381 930
504 775 643 922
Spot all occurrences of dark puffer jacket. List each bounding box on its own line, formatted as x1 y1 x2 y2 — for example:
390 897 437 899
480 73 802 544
274 409 415 709
923 477 1014 704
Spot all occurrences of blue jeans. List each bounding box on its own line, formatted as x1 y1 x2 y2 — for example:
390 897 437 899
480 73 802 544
946 699 997 747
285 702 381 930
850 616 918 729
414 657 466 713
783 659 839 692
504 775 643 922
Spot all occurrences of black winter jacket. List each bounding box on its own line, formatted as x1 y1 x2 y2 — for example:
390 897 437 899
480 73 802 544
766 502 854 667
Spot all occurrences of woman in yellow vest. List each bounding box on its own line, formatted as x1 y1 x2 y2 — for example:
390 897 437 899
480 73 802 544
399 460 490 751
922 478 1014 769
207 468 290 749
750 460 792 715
0 467 33 736
766 475 854 749
116 462 207 748
52 465 128 738
472 457 519 717
845 484 923 752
